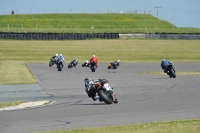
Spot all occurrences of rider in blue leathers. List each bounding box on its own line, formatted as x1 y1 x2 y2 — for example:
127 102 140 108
161 59 174 74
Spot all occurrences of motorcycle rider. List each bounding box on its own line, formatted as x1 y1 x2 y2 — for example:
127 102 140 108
70 58 78 68
51 54 59 64
111 60 120 66
85 60 90 66
116 60 120 66
84 78 118 103
90 55 98 68
57 54 65 67
161 59 175 74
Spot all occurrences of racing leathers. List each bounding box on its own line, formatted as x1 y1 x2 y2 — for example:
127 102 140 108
90 56 98 68
161 59 174 74
84 78 118 103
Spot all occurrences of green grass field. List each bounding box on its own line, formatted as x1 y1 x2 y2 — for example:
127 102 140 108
0 14 200 33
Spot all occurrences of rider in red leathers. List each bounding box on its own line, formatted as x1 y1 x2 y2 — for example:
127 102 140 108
90 55 98 68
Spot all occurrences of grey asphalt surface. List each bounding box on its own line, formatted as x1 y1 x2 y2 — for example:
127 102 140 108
0 63 200 133
0 84 48 102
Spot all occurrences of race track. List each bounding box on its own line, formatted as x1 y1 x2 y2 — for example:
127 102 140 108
0 63 200 133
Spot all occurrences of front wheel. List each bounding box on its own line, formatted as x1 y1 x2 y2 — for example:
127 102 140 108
68 64 72 68
98 90 112 104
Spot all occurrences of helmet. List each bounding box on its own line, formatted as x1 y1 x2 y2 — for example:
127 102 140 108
55 54 58 56
76 58 78 61
117 60 120 62
92 55 95 57
84 78 91 83
60 54 62 56
84 78 91 90
99 78 107 84
162 59 166 63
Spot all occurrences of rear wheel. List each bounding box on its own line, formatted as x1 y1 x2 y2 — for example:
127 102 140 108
58 63 62 71
92 67 95 72
98 90 112 104
91 62 96 72
108 66 111 69
170 69 176 78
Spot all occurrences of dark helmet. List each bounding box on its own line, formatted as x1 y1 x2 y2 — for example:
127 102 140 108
84 78 91 83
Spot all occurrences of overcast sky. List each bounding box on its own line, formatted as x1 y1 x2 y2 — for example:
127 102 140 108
1 0 200 28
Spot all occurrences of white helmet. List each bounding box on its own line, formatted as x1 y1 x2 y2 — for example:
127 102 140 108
60 54 62 56
55 54 58 56
117 60 120 62
92 55 95 57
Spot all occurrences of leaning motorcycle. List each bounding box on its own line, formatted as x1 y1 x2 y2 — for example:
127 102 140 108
108 60 120 69
166 64 176 78
86 79 117 104
57 58 64 71
82 60 90 67
68 59 78 68
90 62 96 72
49 57 56 67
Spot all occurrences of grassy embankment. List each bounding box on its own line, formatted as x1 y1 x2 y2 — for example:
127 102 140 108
0 14 200 33
0 40 200 85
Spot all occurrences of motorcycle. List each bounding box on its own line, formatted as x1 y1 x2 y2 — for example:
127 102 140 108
57 57 64 71
90 62 97 72
85 78 118 104
165 64 176 78
68 58 78 68
82 60 90 67
108 60 120 69
49 57 57 67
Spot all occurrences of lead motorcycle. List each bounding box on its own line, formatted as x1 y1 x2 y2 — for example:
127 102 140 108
108 60 120 69
57 57 64 71
84 78 118 104
165 64 176 78
82 60 90 67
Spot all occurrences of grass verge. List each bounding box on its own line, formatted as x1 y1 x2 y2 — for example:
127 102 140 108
0 60 37 85
0 100 25 108
35 119 200 133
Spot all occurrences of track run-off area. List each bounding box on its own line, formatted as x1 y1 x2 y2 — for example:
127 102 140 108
0 63 200 133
